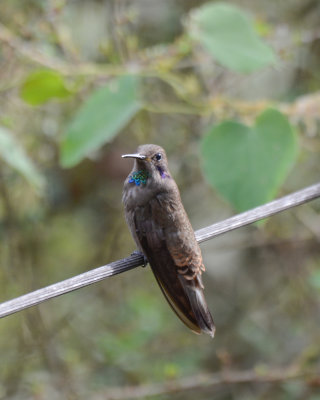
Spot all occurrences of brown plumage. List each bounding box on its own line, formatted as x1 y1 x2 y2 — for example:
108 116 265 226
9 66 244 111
122 144 215 337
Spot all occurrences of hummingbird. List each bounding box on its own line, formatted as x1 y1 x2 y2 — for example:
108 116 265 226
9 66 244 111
122 144 215 337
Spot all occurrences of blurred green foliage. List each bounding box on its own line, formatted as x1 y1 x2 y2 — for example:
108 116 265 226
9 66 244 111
20 69 72 105
0 126 45 190
201 109 298 211
60 75 142 167
189 2 276 72
0 0 319 399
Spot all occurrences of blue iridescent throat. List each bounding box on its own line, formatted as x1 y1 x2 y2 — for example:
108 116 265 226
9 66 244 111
128 170 149 186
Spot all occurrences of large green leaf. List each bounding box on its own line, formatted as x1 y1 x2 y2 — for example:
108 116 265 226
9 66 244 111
189 2 276 73
20 69 71 105
60 75 141 168
201 109 298 212
0 126 45 190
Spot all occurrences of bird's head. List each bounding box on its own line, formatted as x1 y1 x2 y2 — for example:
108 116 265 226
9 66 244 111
122 144 171 185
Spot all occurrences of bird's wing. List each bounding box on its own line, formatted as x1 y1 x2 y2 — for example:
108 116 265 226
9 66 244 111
165 225 215 337
130 200 214 336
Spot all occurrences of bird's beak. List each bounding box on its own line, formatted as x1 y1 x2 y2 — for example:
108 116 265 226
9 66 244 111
122 153 146 160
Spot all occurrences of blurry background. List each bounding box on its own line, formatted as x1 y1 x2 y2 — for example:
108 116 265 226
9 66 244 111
0 0 320 399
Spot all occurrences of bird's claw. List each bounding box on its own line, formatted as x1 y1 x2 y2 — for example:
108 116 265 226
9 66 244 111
131 250 148 268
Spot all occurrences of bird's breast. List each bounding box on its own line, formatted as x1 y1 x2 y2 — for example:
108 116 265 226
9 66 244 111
123 179 178 210
123 185 157 209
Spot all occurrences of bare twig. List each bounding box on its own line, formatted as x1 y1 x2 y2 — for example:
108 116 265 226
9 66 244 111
92 365 318 400
0 182 319 319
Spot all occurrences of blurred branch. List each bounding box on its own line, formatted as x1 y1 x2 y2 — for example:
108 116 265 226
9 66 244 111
0 23 124 75
0 22 182 79
0 182 319 319
93 364 318 400
1 23 320 123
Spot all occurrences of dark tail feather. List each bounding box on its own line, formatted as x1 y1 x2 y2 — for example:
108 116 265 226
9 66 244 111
179 275 215 337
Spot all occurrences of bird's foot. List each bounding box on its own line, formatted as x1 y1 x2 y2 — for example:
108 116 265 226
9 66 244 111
131 250 148 268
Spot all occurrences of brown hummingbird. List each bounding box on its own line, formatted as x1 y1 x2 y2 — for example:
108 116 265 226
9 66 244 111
122 144 215 337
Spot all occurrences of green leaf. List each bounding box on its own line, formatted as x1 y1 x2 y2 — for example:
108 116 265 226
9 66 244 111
201 109 298 212
189 2 276 73
60 75 141 168
308 269 320 290
0 126 45 190
21 69 71 105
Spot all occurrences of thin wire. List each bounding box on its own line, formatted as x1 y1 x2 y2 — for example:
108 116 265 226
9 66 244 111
196 182 320 243
0 182 319 319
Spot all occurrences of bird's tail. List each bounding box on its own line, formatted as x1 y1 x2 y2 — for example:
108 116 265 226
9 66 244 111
179 275 215 337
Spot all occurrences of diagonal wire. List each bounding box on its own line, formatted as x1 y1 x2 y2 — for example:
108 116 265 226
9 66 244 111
0 182 319 319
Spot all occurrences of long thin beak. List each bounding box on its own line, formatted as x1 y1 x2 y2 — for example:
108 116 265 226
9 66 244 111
121 153 146 160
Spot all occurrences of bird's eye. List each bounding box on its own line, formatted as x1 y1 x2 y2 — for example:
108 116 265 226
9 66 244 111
154 153 162 161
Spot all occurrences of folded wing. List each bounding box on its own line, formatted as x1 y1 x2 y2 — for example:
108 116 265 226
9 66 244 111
129 201 215 336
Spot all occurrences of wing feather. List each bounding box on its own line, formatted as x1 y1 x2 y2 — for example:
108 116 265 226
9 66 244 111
129 200 214 336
